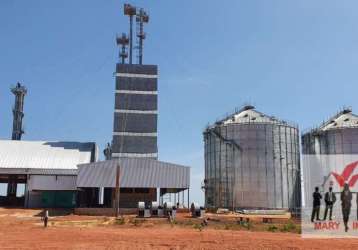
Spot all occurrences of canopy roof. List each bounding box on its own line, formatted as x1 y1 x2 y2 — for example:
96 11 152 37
77 158 190 189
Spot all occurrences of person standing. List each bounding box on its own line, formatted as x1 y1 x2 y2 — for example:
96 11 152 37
43 209 49 228
311 186 322 222
324 187 336 220
341 183 352 232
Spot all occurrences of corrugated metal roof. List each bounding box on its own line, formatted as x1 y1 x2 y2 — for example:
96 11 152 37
0 140 96 172
209 106 294 127
317 109 358 131
77 158 190 189
223 107 275 124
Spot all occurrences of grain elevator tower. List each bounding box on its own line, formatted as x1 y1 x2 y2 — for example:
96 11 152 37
111 4 158 159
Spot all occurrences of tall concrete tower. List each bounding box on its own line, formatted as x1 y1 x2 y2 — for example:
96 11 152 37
11 82 27 140
111 4 157 159
111 64 158 158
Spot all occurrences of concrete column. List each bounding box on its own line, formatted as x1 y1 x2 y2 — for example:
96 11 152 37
98 187 104 205
187 189 190 209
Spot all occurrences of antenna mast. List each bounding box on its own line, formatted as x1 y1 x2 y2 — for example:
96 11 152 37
136 8 149 64
124 4 136 64
11 82 27 140
116 33 129 64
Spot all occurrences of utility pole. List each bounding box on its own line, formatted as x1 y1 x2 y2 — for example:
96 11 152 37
136 8 149 64
114 163 120 217
232 146 235 212
124 4 136 64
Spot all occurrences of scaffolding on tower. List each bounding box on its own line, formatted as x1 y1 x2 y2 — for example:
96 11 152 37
136 8 149 65
11 82 27 140
116 33 129 64
124 3 136 64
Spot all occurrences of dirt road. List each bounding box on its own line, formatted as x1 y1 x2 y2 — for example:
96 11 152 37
0 208 358 250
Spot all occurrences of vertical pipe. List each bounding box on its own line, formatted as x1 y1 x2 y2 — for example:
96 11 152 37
187 189 190 209
225 126 230 209
279 126 283 208
218 129 222 207
255 127 260 207
285 126 289 209
24 174 29 208
121 45 125 64
213 130 217 208
159 188 161 205
232 146 235 212
129 15 133 64
240 126 244 206
272 125 277 208
264 124 269 208
139 20 143 64
114 164 120 217
182 191 184 208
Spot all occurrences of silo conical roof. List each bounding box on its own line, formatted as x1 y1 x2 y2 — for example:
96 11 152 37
317 108 358 131
220 105 284 125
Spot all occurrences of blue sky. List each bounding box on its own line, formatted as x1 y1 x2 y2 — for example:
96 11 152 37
1 0 358 205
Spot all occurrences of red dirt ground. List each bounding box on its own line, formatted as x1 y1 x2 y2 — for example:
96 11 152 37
1 208 358 250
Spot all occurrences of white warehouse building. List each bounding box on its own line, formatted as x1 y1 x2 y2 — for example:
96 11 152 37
0 140 98 208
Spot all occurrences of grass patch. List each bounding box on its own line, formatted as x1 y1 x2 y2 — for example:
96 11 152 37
267 225 278 232
175 219 195 226
224 223 241 230
170 219 177 227
280 220 296 232
130 218 143 227
238 220 252 230
115 217 125 225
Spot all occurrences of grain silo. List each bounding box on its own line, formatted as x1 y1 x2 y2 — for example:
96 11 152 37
301 108 358 232
302 108 358 155
203 105 301 212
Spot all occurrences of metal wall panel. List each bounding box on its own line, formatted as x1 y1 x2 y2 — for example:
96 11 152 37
112 64 158 158
27 191 42 208
116 77 157 91
112 136 157 154
113 113 157 133
204 120 300 210
303 129 358 155
28 175 77 191
116 64 157 75
115 93 157 111
302 109 358 155
77 158 190 189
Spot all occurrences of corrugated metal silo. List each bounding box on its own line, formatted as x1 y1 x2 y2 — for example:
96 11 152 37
302 108 358 155
203 106 301 211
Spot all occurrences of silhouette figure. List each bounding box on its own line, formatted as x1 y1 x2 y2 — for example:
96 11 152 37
311 186 322 222
323 187 336 220
341 183 352 232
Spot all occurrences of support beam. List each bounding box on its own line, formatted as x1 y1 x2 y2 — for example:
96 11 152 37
114 164 120 217
182 191 184 208
187 189 190 210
